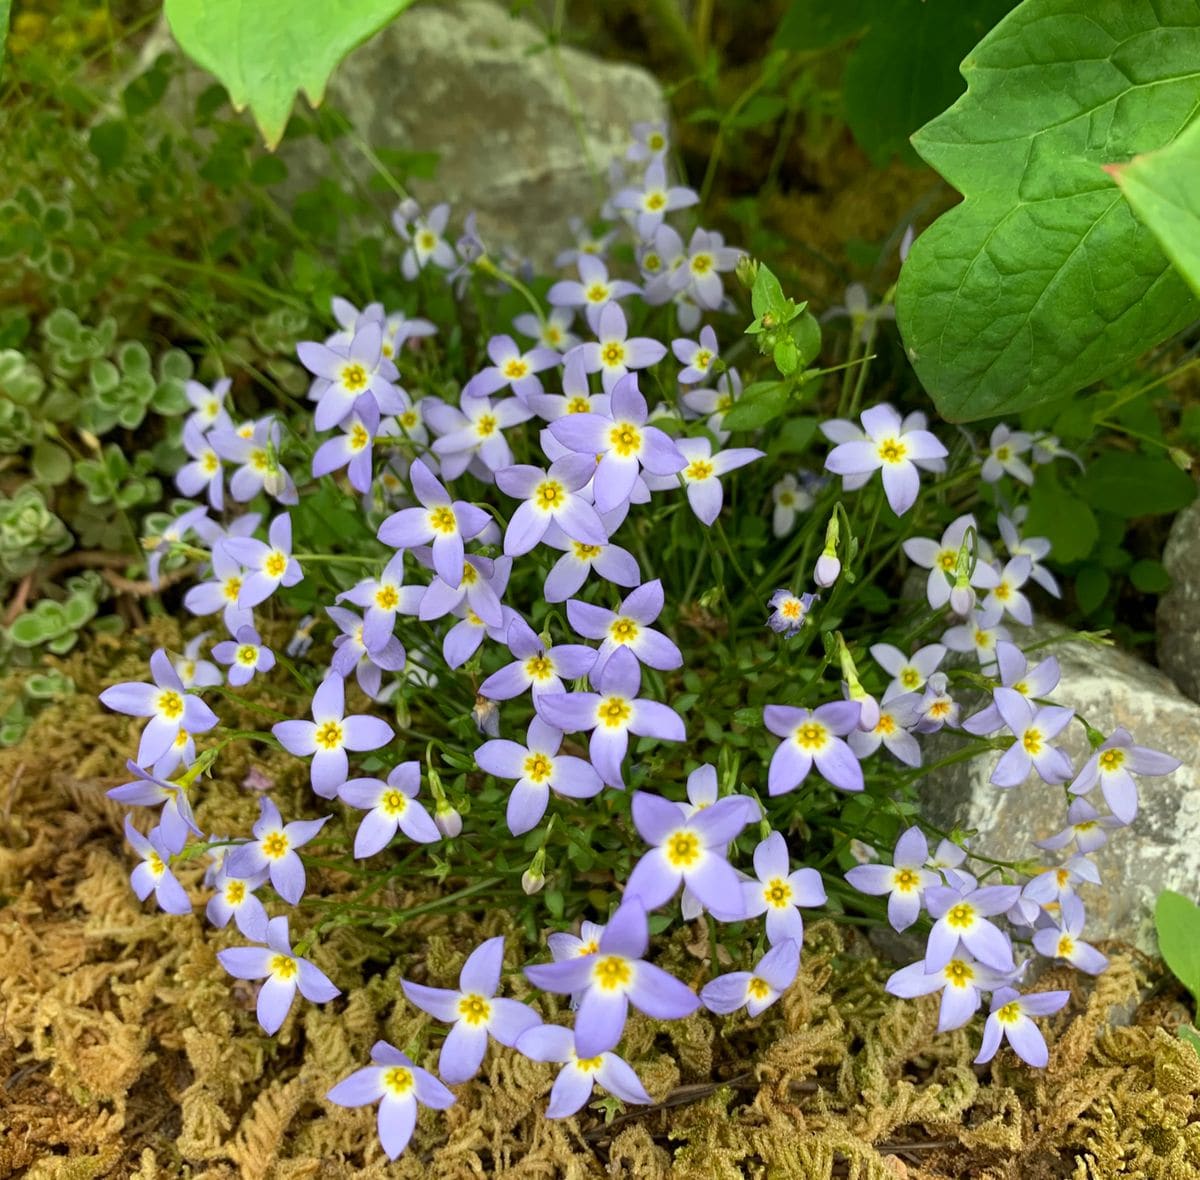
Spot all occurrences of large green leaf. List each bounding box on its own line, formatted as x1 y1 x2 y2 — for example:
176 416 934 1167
1108 113 1200 299
164 0 416 148
896 0 1200 422
1157 890 1200 1008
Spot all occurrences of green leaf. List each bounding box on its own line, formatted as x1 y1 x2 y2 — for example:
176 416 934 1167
1156 890 1200 1007
164 0 418 148
88 120 128 173
0 0 10 85
723 381 791 431
773 336 799 376
775 0 875 51
1025 471 1098 563
1130 558 1171 594
32 439 71 485
1077 452 1196 518
750 264 788 320
1181 1026 1200 1056
1075 564 1110 615
1108 113 1200 299
896 0 1200 421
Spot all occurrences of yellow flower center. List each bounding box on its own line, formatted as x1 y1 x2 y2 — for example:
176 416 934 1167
578 940 599 957
315 720 344 750
601 342 626 367
202 451 219 474
996 1000 1022 1024
383 1065 414 1096
1023 728 1043 754
525 655 554 680
585 283 609 303
340 363 368 392
475 413 497 437
747 976 771 1000
400 410 418 428
938 550 957 571
609 423 641 456
175 728 190 749
157 690 184 720
503 358 529 379
901 668 921 688
417 230 437 251
236 644 258 666
1012 680 1029 696
685 458 714 481
995 445 1011 461
947 903 975 929
349 423 370 451
460 564 478 586
929 699 951 718
429 506 457 535
597 696 632 728
180 660 196 683
893 868 920 892
1056 867 1071 889
944 959 974 987
593 955 632 991
764 877 792 908
877 438 907 464
693 349 713 369
690 253 713 274
1098 748 1125 772
270 954 298 980
575 1054 604 1072
545 327 562 346
524 753 553 783
238 424 255 439
643 252 661 272
375 585 400 610
466 608 483 626
535 479 564 510
264 551 288 578
609 617 639 644
148 851 165 875
1057 935 1075 958
994 581 1011 601
566 395 591 413
876 714 897 736
262 831 289 859
794 721 827 750
381 789 408 816
780 599 801 619
648 132 666 150
573 542 602 560
665 830 701 867
223 576 242 601
225 879 246 905
974 629 992 649
644 191 666 211
458 993 492 1026
204 397 219 417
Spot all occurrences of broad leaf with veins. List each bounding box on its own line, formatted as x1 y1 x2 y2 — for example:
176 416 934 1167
896 0 1200 421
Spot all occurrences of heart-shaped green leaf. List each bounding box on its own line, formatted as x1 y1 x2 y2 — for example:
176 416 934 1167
164 0 417 148
896 0 1200 421
1108 113 1200 299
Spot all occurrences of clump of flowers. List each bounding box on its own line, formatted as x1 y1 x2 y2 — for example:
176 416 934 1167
98 122 1181 1160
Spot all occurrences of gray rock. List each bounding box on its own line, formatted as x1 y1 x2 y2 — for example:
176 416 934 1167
919 631 1197 954
1158 499 1200 703
284 0 667 268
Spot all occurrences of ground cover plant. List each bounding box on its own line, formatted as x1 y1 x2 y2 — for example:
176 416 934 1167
4 0 1200 1174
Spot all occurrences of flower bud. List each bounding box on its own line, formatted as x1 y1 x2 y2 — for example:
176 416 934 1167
434 799 462 839
948 583 975 616
473 694 500 737
521 849 547 896
814 551 840 588
735 255 759 291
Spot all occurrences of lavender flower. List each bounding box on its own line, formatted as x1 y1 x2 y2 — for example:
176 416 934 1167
210 415 298 505
272 673 395 798
442 600 517 670
683 367 744 442
326 1040 455 1160
475 715 604 835
982 556 1034 624
1068 726 1180 825
1031 895 1108 974
886 954 1012 1031
537 647 685 788
989 687 1074 788
642 437 763 526
574 303 667 393
548 255 641 332
416 551 507 628
741 831 826 944
567 579 681 680
699 939 800 1016
225 797 329 904
496 456 608 555
763 701 863 796
338 762 440 856
298 319 401 430
184 376 232 432
998 512 1060 596
514 305 579 353
924 882 1020 972
613 158 698 237
99 648 219 768
625 791 754 918
426 390 532 480
223 513 302 609
766 589 817 637
402 936 540 1084
666 227 740 310
107 759 202 854
312 403 391 494
542 530 641 603
824 404 947 516
328 605 407 700
394 201 456 279
463 334 560 402
125 819 192 914
962 641 1060 735
212 625 275 687
172 632 223 690
870 642 947 701
183 542 251 636
205 864 269 940
1035 796 1124 854
524 899 699 1057
976 987 1069 1067
478 616 596 705
376 458 491 586
145 504 208 588
942 606 1009 670
515 1024 651 1117
177 419 224 509
915 672 960 733
336 552 424 655
902 514 999 611
770 472 813 537
844 827 940 932
626 120 669 162
217 916 340 1035
672 325 719 384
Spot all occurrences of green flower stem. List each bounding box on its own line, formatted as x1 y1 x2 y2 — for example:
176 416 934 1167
475 255 545 327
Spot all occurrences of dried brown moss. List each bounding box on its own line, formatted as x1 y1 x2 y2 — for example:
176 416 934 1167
3 628 1198 1179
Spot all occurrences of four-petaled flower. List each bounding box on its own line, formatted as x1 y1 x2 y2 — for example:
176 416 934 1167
1068 726 1180 825
741 831 826 944
338 761 441 857
478 616 597 706
567 578 682 680
515 1023 651 1118
763 701 863 796
273 673 395 797
125 819 192 914
224 513 303 609
844 826 941 932
212 624 275 687
217 916 340 1035
643 436 763 526
463 334 560 402
924 882 1021 973
699 939 800 1016
574 303 668 394
326 1040 456 1159
496 456 609 555
975 986 1070 1067
988 687 1074 788
401 936 541 1084
225 796 330 904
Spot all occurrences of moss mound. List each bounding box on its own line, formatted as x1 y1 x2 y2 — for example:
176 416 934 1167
2 628 1198 1179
